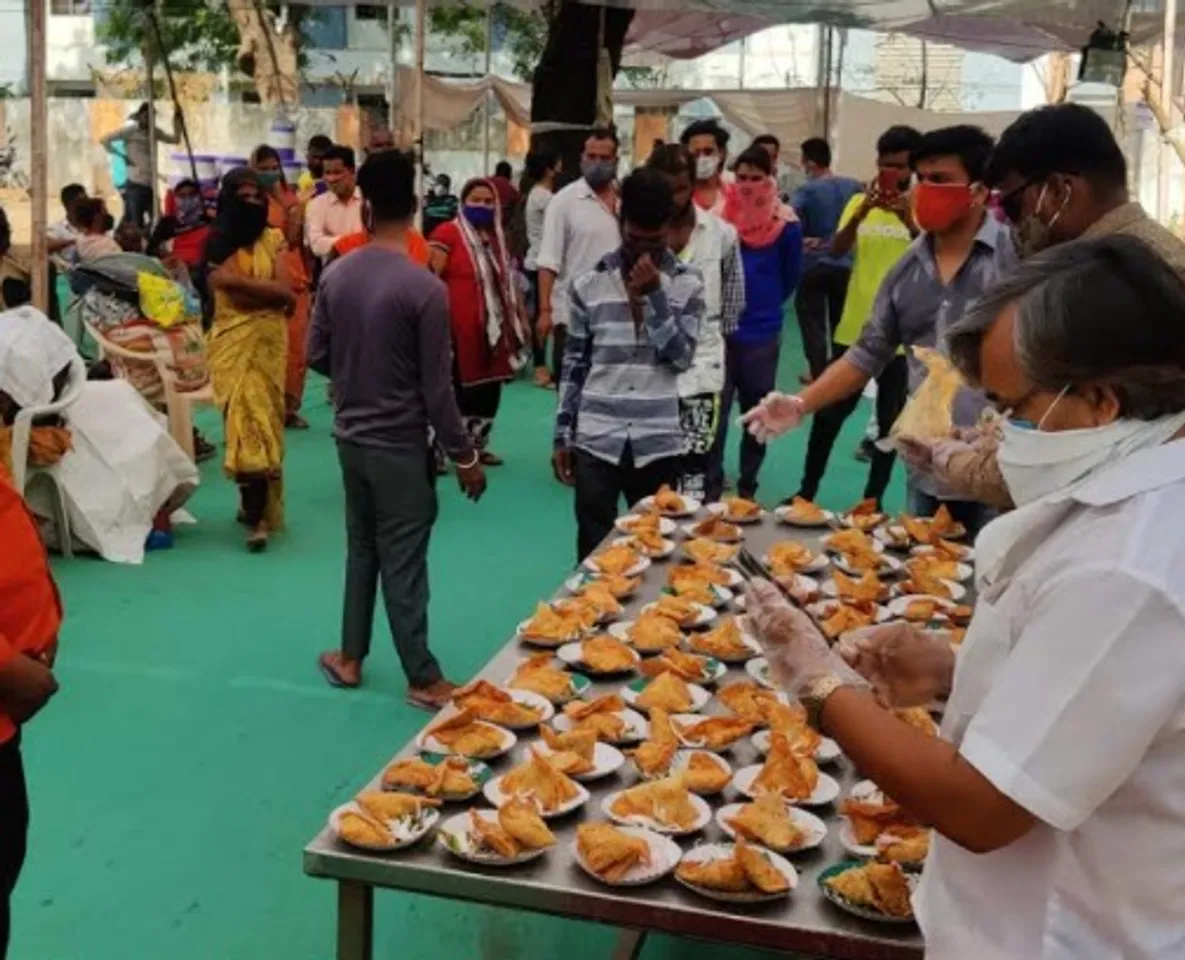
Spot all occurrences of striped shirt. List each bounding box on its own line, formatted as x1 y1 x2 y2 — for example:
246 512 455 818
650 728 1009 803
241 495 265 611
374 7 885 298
556 250 705 467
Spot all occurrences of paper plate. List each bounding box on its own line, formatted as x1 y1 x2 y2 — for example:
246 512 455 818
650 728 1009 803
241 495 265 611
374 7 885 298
680 521 745 543
704 501 766 525
751 730 841 764
623 676 712 714
889 579 967 602
832 552 903 578
329 802 439 853
670 714 754 752
822 534 886 556
602 790 713 836
818 860 919 925
837 818 879 860
911 542 974 562
874 525 916 552
506 664 592 706
611 535 676 560
745 657 775 691
673 749 733 795
482 775 591 820
636 494 702 518
838 511 888 532
637 651 726 686
774 504 835 528
715 803 828 854
583 553 652 578
614 514 677 536
640 601 717 629
415 720 517 760
382 752 493 802
821 579 891 603
684 623 763 664
572 826 683 887
515 618 587 649
886 595 959 623
606 620 686 655
437 810 552 866
535 741 626 782
904 559 973 583
805 600 892 625
563 571 642 600
552 708 650 745
460 688 555 730
556 641 641 677
731 765 841 807
675 843 798 903
763 547 830 575
662 584 734 609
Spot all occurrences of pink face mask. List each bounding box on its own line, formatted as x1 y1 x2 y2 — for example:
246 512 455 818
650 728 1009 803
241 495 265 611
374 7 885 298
724 177 786 248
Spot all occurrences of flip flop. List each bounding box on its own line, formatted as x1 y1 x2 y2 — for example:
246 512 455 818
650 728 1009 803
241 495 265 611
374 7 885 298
319 653 360 690
406 689 449 712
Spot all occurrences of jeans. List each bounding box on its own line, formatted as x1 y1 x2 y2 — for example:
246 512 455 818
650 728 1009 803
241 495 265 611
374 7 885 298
799 347 909 506
707 336 781 502
795 264 851 379
907 485 995 542
121 182 155 231
573 445 680 561
0 736 27 959
337 440 443 689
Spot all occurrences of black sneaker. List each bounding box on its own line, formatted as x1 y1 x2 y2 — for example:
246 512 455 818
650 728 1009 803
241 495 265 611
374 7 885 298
854 438 876 463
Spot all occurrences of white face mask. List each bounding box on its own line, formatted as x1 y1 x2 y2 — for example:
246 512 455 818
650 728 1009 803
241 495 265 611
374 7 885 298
998 406 1185 507
695 154 719 182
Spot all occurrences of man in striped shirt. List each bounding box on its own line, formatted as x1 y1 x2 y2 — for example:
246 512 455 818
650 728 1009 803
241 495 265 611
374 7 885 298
553 167 706 560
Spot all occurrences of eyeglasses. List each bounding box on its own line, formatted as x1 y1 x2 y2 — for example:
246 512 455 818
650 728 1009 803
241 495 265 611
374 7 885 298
995 177 1042 224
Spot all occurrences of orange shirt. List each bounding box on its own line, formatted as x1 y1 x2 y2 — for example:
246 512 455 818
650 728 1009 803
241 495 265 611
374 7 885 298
332 229 430 266
0 472 62 744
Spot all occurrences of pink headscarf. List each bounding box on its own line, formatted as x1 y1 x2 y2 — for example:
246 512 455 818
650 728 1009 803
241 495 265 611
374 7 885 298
722 178 787 249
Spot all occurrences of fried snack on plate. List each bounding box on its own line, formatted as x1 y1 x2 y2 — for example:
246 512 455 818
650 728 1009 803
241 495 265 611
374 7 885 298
784 496 827 524
590 544 643 577
826 528 877 555
903 598 942 623
521 602 587 645
690 515 743 542
537 723 598 776
564 695 629 741
356 791 442 822
899 571 953 599
841 789 919 844
906 554 961 582
763 700 822 757
561 582 624 621
586 572 641 598
895 707 938 737
931 538 968 561
637 672 695 713
931 504 961 537
751 731 820 801
845 498 886 531
768 540 818 575
736 835 793 893
610 774 700 831
901 514 935 547
629 707 679 778
382 756 476 797
337 810 394 847
689 616 752 661
652 594 701 627
876 825 930 866
726 793 804 852
820 601 878 640
494 798 556 851
684 537 740 565
833 570 888 603
426 709 506 757
500 748 582 813
508 655 578 703
668 581 716 606
640 648 711 684
469 809 521 858
576 822 652 883
721 496 762 521
622 527 670 558
669 562 730 590
717 681 782 724
619 510 663 536
674 715 754 751
580 634 637 673
824 862 914 918
683 752 731 794
654 484 688 515
453 680 542 727
949 604 973 626
628 613 683 654
677 836 790 895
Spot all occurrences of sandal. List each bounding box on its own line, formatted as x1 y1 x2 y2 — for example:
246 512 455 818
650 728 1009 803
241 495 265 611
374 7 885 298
319 652 361 689
406 680 459 712
479 451 504 467
246 525 269 553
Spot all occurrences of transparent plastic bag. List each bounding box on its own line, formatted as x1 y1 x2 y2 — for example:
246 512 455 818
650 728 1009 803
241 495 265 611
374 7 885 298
889 347 963 441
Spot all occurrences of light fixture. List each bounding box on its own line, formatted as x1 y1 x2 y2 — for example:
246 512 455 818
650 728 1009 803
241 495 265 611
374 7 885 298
1078 21 1129 87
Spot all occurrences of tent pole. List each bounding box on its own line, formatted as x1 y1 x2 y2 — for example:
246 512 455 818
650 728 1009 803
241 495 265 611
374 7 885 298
388 6 399 133
146 14 159 230
482 0 493 174
28 0 48 312
1160 0 1176 221
414 0 426 229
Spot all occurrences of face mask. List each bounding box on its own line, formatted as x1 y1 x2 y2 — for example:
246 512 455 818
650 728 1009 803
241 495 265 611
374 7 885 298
581 158 617 189
1014 183 1071 258
176 195 202 225
463 204 495 229
694 154 719 181
257 170 281 190
230 199 268 239
911 182 973 234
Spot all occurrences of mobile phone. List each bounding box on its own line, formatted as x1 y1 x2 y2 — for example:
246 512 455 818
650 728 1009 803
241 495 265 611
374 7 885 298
877 168 901 202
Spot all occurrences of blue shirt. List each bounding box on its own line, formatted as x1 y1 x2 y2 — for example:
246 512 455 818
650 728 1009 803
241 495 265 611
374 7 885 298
556 251 704 467
793 175 863 270
732 222 803 346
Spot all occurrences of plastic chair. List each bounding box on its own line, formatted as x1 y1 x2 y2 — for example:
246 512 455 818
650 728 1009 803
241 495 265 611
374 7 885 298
83 320 215 462
10 354 86 558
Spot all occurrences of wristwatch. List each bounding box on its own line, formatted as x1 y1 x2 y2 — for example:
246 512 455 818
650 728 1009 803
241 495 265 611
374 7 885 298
800 674 847 730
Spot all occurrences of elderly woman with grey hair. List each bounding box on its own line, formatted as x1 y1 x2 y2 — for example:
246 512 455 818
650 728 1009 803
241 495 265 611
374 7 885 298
740 235 1185 958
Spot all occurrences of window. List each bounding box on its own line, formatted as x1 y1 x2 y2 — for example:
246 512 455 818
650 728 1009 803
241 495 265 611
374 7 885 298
50 0 90 14
354 5 385 19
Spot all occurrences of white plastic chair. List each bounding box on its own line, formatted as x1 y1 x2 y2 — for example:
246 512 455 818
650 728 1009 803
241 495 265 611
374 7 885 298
10 354 86 558
84 320 215 462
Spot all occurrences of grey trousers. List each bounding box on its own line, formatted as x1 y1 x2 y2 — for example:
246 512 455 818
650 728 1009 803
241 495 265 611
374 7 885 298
337 440 443 689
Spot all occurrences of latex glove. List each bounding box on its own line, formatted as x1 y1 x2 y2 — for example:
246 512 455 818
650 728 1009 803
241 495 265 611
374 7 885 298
835 622 955 708
743 580 868 698
739 392 806 444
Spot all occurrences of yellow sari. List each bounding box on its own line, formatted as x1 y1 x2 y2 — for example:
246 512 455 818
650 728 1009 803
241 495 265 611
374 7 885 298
207 227 287 530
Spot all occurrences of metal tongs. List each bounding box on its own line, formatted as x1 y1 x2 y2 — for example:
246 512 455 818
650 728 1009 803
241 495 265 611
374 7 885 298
734 547 807 611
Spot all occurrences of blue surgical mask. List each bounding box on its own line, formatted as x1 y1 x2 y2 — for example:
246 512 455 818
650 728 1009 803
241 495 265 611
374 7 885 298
581 159 617 189
463 204 495 229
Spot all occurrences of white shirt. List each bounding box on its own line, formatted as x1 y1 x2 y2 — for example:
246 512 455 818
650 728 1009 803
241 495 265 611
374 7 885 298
305 187 364 260
916 438 1185 960
523 183 553 271
535 178 620 329
675 207 742 397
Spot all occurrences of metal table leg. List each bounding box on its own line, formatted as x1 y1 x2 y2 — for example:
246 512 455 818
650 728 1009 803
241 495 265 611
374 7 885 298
337 880 374 960
611 928 647 960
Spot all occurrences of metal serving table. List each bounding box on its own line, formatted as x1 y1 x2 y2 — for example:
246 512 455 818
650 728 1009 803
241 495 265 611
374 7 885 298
304 510 926 960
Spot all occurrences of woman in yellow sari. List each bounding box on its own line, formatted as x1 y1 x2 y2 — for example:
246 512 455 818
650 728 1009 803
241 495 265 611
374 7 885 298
205 168 295 552
251 144 313 428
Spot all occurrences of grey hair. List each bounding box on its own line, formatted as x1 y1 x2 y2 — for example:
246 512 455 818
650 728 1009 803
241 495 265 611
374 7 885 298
947 235 1185 420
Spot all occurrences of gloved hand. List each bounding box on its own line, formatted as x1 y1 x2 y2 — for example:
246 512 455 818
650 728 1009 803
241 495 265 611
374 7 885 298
835 622 956 708
896 430 1012 509
743 579 868 697
740 393 806 444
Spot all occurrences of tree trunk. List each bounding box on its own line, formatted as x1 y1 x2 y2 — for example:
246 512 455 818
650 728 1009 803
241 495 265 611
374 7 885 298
530 0 634 183
227 0 300 106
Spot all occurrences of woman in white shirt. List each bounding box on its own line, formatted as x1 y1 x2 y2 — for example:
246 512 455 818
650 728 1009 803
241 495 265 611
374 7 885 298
745 235 1185 959
522 150 561 387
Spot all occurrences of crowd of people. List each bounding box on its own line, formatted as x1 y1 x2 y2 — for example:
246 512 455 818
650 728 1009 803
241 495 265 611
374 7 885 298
8 97 1185 959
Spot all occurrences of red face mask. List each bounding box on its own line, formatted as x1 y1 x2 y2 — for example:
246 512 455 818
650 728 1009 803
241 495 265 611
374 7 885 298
911 182 973 233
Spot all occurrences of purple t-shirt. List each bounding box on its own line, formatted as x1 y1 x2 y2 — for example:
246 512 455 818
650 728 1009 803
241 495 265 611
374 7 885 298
308 244 472 460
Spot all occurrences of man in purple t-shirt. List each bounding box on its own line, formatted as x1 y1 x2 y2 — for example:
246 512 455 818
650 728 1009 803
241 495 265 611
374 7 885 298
309 148 487 712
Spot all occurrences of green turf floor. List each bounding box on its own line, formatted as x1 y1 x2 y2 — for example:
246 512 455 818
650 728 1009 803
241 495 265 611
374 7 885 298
13 324 903 960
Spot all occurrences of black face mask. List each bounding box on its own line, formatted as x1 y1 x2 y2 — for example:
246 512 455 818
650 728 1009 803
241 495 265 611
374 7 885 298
229 199 268 242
